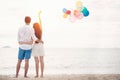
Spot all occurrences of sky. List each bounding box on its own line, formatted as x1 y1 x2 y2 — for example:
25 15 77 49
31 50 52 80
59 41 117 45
0 0 120 48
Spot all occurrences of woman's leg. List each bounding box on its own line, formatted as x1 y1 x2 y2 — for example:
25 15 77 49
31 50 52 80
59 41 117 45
39 56 44 77
34 56 39 77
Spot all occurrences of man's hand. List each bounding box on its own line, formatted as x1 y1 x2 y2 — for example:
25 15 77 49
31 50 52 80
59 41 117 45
19 42 24 44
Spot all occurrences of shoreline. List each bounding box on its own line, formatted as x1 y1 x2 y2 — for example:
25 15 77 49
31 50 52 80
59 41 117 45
0 74 120 80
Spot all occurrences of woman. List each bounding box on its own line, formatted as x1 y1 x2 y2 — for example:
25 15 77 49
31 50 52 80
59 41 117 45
32 22 45 78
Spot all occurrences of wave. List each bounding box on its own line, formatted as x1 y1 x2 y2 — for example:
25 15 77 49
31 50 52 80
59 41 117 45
0 45 10 48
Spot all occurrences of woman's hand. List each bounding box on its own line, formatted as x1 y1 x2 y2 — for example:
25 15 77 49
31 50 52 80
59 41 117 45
39 40 44 44
35 39 44 44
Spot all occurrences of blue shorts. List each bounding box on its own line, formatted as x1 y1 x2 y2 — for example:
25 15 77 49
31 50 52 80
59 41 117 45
18 48 32 60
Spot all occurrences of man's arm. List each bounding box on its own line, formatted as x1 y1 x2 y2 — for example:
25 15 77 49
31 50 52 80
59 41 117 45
19 40 33 45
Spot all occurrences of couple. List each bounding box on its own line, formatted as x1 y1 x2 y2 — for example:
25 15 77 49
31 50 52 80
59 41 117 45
15 16 45 78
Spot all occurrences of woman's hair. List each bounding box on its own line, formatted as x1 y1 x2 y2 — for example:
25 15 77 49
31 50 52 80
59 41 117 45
33 23 42 40
25 16 31 23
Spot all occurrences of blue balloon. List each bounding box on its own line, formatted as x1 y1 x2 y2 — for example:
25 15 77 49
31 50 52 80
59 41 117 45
81 7 89 17
83 10 89 17
63 8 67 13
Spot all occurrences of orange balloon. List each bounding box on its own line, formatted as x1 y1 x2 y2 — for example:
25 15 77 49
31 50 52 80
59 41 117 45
74 10 79 16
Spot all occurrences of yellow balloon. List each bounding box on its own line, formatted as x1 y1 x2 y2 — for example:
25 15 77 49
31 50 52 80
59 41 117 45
76 1 82 7
76 6 83 11
63 13 68 18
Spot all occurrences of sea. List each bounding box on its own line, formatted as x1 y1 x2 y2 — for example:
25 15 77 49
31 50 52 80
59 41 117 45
0 47 120 75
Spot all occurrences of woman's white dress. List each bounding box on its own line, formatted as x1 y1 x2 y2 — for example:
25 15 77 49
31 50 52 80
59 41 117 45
32 42 45 56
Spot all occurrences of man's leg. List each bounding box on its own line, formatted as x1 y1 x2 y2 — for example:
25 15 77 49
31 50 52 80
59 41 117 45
16 48 24 77
24 59 29 77
24 49 32 78
16 60 22 78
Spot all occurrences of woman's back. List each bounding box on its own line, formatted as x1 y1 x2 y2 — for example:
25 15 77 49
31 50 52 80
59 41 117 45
33 23 42 40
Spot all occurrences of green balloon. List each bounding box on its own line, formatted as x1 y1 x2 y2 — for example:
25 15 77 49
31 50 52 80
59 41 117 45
81 7 88 13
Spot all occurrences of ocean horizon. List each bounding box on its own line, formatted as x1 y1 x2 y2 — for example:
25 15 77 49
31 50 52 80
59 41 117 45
0 47 120 75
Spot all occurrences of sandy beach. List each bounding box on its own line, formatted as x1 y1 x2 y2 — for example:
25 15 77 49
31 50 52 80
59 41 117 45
0 74 120 80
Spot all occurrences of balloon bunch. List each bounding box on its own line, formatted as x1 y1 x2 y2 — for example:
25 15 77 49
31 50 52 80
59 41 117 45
62 1 89 22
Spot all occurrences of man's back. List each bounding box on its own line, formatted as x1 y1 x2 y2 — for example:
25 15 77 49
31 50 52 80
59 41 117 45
18 24 37 50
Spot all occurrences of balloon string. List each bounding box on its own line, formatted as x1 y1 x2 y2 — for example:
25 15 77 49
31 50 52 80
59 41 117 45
38 11 42 29
38 10 43 40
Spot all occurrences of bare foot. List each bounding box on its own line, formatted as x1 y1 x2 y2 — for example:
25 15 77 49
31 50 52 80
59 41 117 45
40 75 43 78
35 75 38 78
15 74 18 78
14 76 18 78
24 76 29 78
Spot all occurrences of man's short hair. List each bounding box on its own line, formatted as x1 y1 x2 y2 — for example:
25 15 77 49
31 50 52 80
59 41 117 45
25 16 31 23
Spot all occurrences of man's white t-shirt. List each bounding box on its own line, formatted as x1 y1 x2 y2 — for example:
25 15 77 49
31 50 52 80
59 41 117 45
18 25 37 50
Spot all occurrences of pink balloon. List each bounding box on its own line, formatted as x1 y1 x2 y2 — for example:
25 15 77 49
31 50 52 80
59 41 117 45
69 14 77 23
75 11 80 17
75 12 84 19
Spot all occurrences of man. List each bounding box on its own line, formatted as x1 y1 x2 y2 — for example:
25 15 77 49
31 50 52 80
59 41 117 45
15 16 37 78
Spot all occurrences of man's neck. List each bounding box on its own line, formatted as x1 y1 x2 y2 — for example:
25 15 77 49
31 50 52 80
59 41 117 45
26 23 30 25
